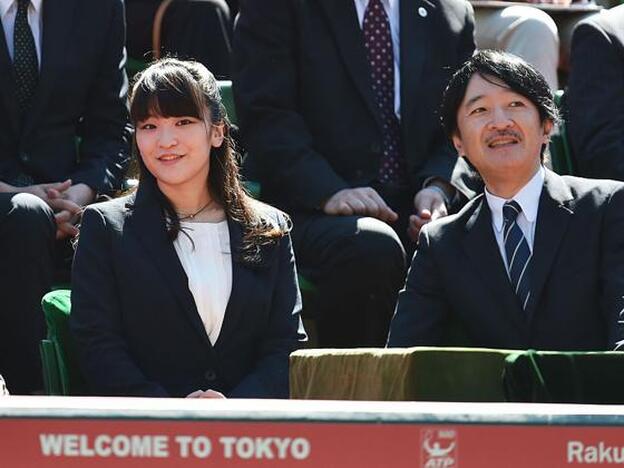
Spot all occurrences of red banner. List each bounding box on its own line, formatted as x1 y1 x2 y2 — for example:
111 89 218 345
2 418 624 467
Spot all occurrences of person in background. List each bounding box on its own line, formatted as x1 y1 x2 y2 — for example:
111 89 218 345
0 0 130 394
567 4 624 180
233 0 475 347
473 3 560 90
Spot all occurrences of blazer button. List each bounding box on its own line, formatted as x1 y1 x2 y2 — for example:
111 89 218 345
20 152 29 163
204 370 217 382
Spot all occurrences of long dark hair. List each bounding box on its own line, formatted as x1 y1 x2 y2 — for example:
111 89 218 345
129 58 287 262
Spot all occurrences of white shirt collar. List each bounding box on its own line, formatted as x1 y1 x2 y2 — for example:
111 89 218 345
485 166 545 233
0 0 42 17
0 0 13 17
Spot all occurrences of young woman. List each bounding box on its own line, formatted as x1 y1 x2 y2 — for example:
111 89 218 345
70 58 306 398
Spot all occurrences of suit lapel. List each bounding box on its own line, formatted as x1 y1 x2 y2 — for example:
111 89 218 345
127 184 213 348
215 218 266 346
22 0 77 140
463 196 528 330
0 16 20 136
318 0 383 129
399 0 431 125
524 170 574 320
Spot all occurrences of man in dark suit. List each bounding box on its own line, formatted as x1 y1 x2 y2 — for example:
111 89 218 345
233 0 475 347
388 50 624 350
567 5 624 180
0 0 131 393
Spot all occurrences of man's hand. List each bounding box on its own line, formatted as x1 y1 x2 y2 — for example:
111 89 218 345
46 183 95 239
186 389 227 399
47 196 82 240
408 186 450 242
323 187 398 223
62 183 96 207
3 179 72 201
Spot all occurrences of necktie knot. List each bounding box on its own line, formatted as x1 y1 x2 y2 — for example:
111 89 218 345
16 0 30 11
503 200 522 224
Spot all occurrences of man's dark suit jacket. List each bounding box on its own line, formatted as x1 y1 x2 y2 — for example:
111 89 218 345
388 170 624 351
567 5 624 181
69 180 306 398
0 0 131 192
233 0 475 211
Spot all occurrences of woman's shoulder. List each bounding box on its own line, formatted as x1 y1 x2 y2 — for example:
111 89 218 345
82 193 137 231
247 198 291 233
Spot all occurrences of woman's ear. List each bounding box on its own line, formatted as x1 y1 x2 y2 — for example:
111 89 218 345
210 123 225 148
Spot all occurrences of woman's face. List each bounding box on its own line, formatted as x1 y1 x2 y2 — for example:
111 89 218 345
136 112 224 194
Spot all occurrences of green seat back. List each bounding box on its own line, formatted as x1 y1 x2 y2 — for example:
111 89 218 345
39 339 62 395
549 90 575 175
504 349 624 404
217 80 237 126
127 56 149 80
40 289 86 395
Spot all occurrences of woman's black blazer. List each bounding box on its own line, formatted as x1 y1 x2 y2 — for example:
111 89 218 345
70 182 306 398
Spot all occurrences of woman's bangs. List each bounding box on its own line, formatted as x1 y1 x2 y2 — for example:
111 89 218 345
131 76 201 123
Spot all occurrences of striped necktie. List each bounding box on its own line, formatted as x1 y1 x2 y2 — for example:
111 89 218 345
13 0 39 113
503 201 532 310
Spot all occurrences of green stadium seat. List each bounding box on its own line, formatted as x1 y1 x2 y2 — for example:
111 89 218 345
39 289 85 396
549 90 576 175
217 80 237 126
503 349 624 404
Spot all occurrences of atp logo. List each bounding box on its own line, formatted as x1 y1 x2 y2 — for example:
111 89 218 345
421 428 458 468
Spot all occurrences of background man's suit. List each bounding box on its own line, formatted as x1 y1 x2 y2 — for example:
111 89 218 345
388 170 624 351
70 181 305 398
233 0 475 346
567 4 624 181
0 0 130 393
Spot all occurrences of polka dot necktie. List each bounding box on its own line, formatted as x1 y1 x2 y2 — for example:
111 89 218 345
362 0 405 184
503 201 532 310
13 0 39 113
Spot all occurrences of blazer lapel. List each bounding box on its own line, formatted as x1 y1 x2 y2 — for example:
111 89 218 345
399 0 431 126
127 184 213 348
524 170 574 320
318 0 383 129
0 18 19 136
215 218 265 346
463 196 528 330
21 0 77 140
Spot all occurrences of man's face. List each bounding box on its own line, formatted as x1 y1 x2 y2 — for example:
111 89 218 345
452 74 552 188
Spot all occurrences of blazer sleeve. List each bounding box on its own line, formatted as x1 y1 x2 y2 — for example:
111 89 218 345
71 0 132 194
233 0 349 210
386 224 450 347
228 229 307 398
600 186 624 350
567 21 624 180
70 206 168 396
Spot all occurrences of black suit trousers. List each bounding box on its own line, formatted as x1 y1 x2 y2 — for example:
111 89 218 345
0 193 55 393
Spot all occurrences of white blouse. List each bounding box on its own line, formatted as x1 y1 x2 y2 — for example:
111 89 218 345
173 220 232 345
